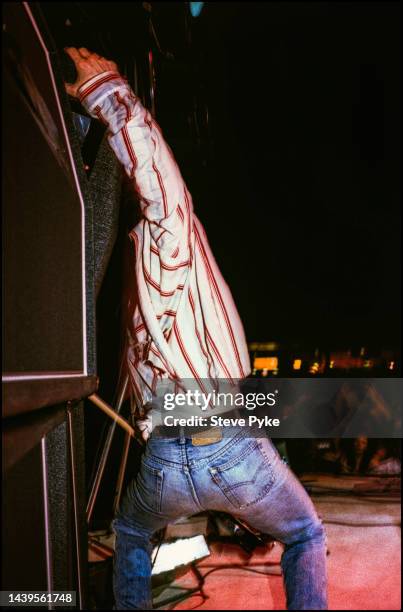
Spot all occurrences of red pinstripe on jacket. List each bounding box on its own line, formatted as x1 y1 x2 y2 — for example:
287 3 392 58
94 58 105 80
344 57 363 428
78 71 251 406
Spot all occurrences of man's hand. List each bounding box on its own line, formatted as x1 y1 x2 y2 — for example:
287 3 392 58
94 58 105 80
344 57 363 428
64 47 119 98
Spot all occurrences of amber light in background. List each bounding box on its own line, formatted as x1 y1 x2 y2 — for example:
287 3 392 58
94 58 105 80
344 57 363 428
293 359 302 370
253 357 279 371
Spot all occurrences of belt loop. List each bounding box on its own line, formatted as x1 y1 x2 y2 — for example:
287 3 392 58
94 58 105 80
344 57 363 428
179 425 186 444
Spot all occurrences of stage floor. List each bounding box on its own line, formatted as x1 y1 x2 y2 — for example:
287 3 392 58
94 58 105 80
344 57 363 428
159 475 401 610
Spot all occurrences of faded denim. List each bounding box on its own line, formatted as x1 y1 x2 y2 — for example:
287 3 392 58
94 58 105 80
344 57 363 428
112 426 328 610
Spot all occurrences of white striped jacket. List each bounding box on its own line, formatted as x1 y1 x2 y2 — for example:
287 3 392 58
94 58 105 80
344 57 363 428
78 71 251 405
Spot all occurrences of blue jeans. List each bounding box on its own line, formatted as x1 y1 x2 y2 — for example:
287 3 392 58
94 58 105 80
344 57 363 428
112 427 328 610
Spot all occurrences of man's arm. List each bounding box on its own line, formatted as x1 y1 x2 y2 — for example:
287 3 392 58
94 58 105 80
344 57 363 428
65 47 191 255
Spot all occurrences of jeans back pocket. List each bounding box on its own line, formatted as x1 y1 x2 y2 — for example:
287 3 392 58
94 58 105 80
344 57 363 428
209 440 275 510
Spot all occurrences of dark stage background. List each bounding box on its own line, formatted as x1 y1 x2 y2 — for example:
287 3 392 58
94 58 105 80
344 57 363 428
39 1 400 525
43 0 401 349
196 1 401 350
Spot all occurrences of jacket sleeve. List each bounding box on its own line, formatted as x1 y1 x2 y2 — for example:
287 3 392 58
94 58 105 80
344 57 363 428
77 71 191 256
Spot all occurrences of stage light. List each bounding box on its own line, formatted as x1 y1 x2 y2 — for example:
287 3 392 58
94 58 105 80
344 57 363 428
253 357 278 371
309 362 319 374
293 359 302 370
189 2 204 18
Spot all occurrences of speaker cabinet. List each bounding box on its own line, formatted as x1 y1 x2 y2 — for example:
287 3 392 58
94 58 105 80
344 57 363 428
2 402 88 608
2 2 98 417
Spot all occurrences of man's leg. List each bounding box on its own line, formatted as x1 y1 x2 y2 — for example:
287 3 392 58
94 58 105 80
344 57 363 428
111 436 201 610
112 515 163 610
237 436 327 610
111 453 170 610
111 473 171 611
200 432 327 610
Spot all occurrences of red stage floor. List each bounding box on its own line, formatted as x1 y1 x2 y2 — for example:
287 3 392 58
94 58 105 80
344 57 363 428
164 476 401 610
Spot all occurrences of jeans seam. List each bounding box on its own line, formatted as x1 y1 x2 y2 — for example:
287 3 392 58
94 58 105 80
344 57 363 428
155 469 163 513
186 470 204 510
137 465 164 514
